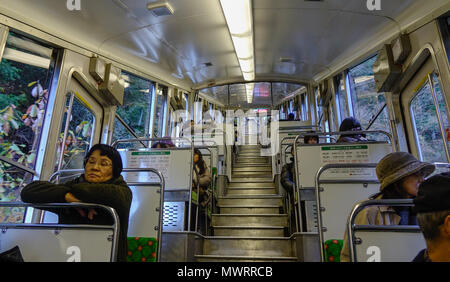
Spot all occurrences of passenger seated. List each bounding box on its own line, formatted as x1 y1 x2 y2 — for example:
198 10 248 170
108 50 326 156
304 132 319 145
337 117 368 143
191 148 212 233
280 146 296 200
280 134 318 199
340 152 435 262
20 144 132 262
287 113 295 121
412 172 450 262
151 137 175 148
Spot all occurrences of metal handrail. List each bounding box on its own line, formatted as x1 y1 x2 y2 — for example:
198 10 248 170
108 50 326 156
111 137 194 233
0 156 37 176
314 163 378 262
194 143 219 234
0 202 120 262
346 199 415 262
292 130 394 234
48 167 166 262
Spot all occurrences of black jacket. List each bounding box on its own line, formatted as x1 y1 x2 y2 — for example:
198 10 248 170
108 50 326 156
20 175 132 262
280 159 295 196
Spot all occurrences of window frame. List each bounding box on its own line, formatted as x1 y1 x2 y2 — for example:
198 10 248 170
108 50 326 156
408 72 450 162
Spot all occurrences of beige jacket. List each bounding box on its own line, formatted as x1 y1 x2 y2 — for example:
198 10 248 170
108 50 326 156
340 195 401 262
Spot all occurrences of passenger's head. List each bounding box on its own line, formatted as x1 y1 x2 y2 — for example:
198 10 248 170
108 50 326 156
376 152 435 199
304 133 319 144
151 142 165 149
414 173 450 252
287 113 295 120
151 137 175 149
84 144 123 183
339 117 363 132
193 148 203 164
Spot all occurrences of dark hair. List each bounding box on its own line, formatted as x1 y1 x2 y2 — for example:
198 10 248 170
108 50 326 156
304 135 319 144
339 117 366 138
84 144 123 178
194 148 206 175
381 182 410 199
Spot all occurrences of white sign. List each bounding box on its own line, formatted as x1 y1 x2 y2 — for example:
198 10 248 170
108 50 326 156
320 145 374 178
123 151 171 182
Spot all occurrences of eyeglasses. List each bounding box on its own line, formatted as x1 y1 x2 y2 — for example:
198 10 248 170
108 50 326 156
86 158 112 168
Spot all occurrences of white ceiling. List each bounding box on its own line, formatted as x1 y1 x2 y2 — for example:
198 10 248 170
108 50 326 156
0 0 448 92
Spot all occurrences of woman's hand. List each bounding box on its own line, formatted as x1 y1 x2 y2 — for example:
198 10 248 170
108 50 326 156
65 192 81 203
65 192 97 220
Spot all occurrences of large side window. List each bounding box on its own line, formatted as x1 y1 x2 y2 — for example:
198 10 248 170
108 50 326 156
347 55 391 141
0 31 57 221
334 73 349 124
152 85 168 138
410 72 450 163
112 72 155 147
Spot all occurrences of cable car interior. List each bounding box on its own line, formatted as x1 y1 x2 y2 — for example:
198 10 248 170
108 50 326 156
0 0 449 262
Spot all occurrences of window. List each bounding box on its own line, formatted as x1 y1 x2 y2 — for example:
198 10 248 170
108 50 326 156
334 74 349 124
55 94 95 171
300 93 309 121
152 85 168 138
113 72 155 143
315 86 323 126
410 72 450 163
347 55 391 141
0 31 57 222
328 102 337 132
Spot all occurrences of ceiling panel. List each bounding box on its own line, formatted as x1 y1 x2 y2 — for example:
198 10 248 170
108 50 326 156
0 0 441 92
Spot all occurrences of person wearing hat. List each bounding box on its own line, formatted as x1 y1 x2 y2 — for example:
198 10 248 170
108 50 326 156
340 152 435 262
21 144 132 262
412 172 450 262
337 117 368 143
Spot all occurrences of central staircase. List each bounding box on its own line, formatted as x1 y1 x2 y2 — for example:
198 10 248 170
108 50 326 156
195 144 297 262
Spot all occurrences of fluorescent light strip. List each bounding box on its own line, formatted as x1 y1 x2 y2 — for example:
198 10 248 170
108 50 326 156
220 0 255 82
3 48 50 69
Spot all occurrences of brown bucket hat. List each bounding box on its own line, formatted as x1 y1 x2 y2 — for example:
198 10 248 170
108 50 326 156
376 152 435 191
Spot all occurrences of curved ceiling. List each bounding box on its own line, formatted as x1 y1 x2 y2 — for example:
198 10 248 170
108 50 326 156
0 0 448 90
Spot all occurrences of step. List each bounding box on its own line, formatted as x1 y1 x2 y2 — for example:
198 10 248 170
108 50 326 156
201 237 295 257
212 226 285 237
232 166 272 172
195 254 297 262
232 163 272 168
238 151 262 155
218 205 280 214
236 157 269 162
232 173 272 178
228 182 275 189
227 187 277 195
211 214 288 227
217 195 283 206
230 177 273 183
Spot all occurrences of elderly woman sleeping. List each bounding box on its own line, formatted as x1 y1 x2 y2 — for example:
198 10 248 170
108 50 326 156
21 144 132 262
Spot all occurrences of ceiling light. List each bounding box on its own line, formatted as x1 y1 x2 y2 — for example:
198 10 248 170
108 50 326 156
147 1 174 17
220 0 255 81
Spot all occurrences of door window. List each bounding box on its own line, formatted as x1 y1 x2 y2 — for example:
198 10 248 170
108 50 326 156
55 93 95 171
410 72 450 163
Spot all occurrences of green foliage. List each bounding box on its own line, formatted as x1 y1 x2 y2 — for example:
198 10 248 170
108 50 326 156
0 57 51 224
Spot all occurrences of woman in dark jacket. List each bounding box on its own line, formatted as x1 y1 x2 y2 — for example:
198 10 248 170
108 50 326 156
21 144 132 262
337 117 368 143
